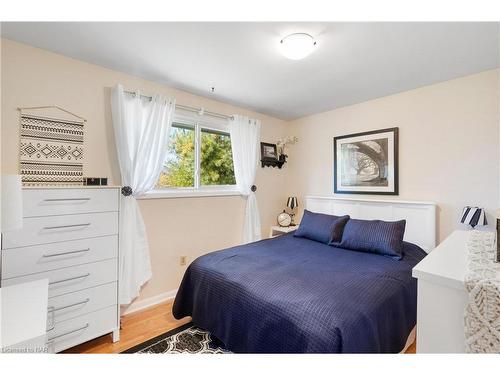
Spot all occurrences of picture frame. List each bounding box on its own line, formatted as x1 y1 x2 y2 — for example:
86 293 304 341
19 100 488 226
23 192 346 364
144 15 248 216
333 127 399 195
260 142 278 161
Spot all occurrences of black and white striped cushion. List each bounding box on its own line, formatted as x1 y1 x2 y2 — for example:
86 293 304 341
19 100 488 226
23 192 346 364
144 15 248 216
461 207 487 228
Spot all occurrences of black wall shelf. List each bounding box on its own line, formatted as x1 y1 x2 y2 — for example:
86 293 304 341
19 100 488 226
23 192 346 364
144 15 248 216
261 155 287 169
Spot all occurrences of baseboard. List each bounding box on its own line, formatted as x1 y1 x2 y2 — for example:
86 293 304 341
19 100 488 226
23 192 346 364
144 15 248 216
121 289 178 316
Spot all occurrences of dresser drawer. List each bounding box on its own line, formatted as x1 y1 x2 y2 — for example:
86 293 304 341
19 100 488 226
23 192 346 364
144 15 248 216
1 236 118 279
1 212 119 249
1 259 118 298
47 305 117 353
47 282 118 326
23 188 119 217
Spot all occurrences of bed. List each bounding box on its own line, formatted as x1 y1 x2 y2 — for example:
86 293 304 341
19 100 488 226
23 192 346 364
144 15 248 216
173 196 437 353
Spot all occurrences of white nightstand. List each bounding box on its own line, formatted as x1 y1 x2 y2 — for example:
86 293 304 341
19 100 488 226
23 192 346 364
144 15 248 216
269 225 298 238
412 230 469 353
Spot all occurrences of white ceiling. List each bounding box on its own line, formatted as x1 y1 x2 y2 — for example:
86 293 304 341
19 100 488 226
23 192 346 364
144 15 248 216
2 22 499 120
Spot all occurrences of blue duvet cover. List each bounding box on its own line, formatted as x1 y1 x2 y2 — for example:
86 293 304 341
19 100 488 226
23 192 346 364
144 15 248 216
173 233 426 353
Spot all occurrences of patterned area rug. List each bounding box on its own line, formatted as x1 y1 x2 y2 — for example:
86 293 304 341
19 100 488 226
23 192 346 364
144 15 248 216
122 323 230 354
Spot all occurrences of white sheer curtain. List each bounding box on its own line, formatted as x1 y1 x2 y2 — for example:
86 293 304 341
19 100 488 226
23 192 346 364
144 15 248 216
111 84 175 305
229 115 262 243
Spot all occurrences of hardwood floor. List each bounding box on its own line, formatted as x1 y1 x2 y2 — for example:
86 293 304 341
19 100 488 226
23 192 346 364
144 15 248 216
66 300 416 354
406 340 416 354
65 300 190 354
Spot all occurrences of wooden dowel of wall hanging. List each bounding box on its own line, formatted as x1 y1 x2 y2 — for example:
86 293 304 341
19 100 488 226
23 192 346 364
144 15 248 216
17 105 87 122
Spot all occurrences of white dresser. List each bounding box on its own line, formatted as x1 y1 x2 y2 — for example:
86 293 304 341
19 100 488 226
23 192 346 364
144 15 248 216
0 186 121 353
412 230 470 353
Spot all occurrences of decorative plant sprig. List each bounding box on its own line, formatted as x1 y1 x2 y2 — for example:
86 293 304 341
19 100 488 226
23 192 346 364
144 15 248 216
277 136 298 155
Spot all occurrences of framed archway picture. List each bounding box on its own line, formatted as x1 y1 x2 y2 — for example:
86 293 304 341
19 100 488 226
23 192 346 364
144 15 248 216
333 127 399 195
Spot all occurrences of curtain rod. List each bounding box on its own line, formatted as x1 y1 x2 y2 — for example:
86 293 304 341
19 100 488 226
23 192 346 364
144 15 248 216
124 90 234 121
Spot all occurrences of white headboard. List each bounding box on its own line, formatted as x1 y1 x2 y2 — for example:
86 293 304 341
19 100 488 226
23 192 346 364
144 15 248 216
305 196 437 253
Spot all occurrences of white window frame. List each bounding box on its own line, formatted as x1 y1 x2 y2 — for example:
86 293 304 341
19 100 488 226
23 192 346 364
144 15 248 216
140 113 239 199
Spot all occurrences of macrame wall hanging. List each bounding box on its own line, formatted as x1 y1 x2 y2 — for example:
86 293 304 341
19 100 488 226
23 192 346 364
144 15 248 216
18 105 85 186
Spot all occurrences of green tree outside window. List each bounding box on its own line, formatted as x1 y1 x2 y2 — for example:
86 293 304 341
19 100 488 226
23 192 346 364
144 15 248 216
156 124 235 189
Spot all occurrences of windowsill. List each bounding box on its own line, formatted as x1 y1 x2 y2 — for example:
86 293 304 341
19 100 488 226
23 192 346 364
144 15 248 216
138 188 241 200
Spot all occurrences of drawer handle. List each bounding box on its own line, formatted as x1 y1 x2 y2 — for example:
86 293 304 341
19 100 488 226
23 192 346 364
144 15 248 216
47 323 89 342
47 308 56 332
46 298 90 333
43 223 91 230
43 248 90 258
48 298 90 313
43 198 91 202
49 273 90 286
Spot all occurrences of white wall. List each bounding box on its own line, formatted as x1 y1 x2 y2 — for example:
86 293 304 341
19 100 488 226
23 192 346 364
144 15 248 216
286 69 500 242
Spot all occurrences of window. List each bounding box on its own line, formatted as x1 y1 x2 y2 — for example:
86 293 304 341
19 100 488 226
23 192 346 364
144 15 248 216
200 128 236 186
156 124 195 189
155 121 236 193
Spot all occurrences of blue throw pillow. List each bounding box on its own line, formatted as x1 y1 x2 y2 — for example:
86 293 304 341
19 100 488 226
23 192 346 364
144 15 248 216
335 218 406 260
294 210 350 244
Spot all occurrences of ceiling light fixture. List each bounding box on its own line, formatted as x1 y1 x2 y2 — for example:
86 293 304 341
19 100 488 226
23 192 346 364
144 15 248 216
279 33 317 60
